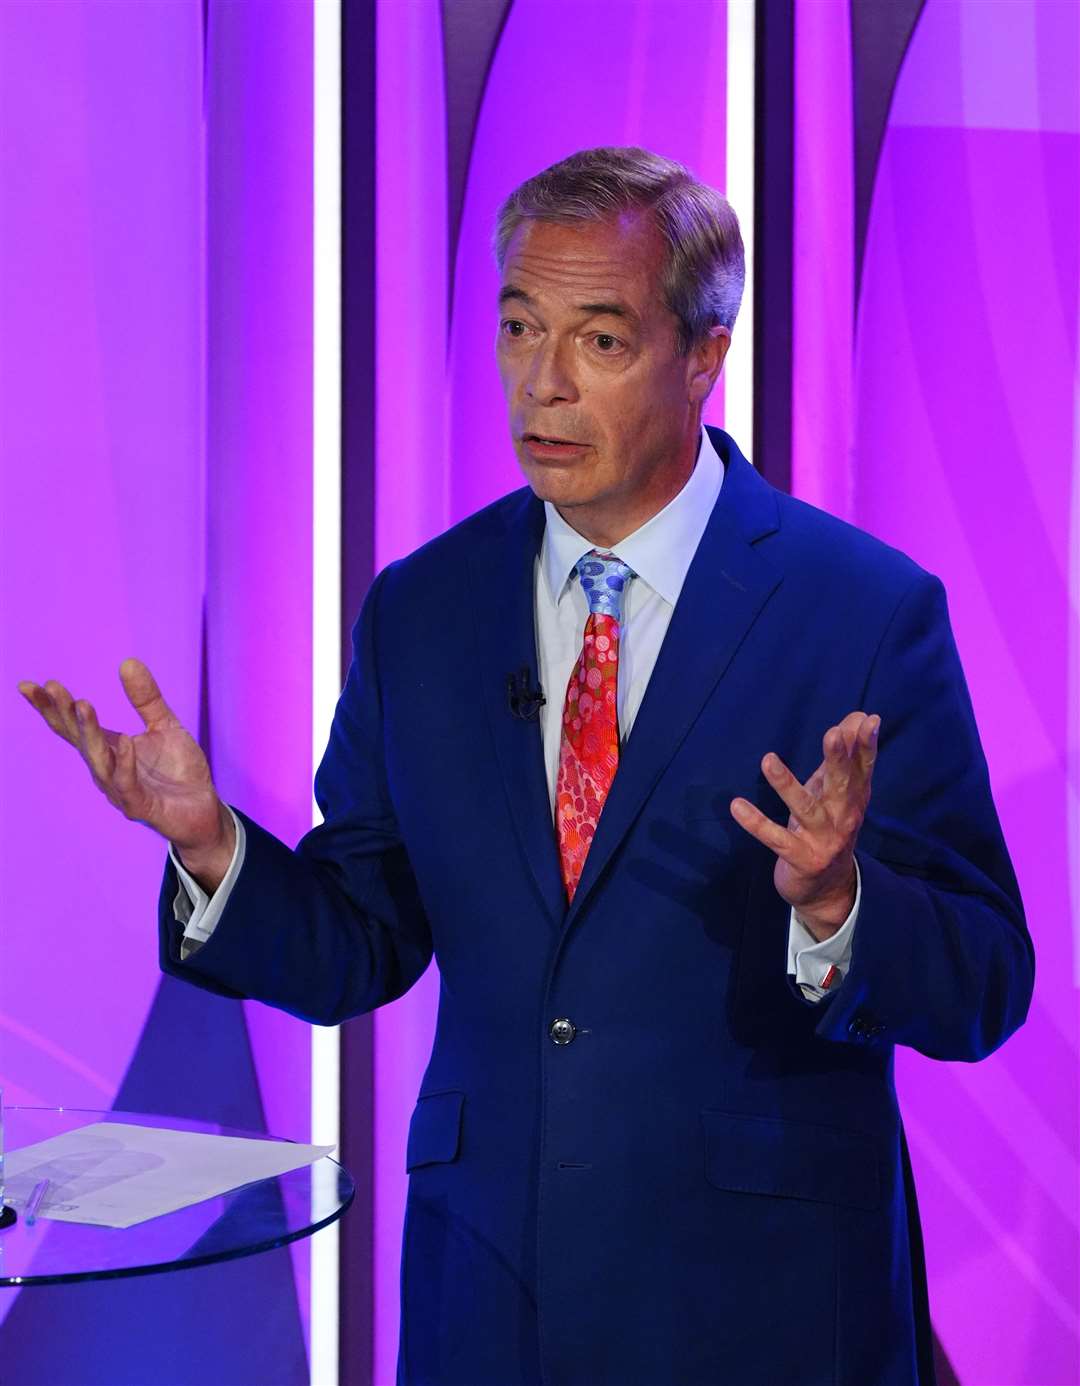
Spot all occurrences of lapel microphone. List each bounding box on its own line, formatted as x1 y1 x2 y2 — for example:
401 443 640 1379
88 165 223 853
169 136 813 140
507 666 546 721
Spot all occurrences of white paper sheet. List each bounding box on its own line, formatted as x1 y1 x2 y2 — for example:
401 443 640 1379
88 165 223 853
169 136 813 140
4 1122 334 1228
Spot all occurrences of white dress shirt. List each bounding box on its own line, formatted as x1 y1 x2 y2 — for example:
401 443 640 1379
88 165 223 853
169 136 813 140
172 427 858 997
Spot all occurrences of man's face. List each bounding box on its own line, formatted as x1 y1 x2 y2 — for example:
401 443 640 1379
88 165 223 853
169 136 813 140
495 212 727 537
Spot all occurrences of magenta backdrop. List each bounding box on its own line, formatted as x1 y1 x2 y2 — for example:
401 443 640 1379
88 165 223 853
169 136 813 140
0 0 205 1332
7 1 1072 1379
0 0 314 1372
204 0 314 1346
792 0 853 519
797 2 1079 1381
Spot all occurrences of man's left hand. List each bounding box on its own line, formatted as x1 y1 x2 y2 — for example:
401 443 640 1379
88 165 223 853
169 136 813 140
729 711 881 942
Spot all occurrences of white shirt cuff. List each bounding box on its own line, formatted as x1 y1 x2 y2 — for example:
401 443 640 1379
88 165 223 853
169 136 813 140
169 805 246 959
786 858 861 1002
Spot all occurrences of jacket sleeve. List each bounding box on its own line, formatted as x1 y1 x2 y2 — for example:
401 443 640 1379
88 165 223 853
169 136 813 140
812 572 1034 1060
157 564 434 1025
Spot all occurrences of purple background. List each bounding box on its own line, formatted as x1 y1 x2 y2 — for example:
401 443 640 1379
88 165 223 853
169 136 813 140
2 0 1077 1382
1 1 313 1379
863 5 1079 1381
795 2 1080 1381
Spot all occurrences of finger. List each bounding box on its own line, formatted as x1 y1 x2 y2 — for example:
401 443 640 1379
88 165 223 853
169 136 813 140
820 723 850 797
18 681 78 744
825 708 872 792
110 732 146 818
831 713 879 789
760 752 826 829
43 680 83 745
842 715 876 759
112 732 139 797
730 797 808 865
836 710 868 757
119 658 179 732
855 713 881 774
75 699 116 785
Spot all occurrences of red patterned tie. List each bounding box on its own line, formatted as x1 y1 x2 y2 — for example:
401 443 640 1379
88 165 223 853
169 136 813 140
556 550 635 900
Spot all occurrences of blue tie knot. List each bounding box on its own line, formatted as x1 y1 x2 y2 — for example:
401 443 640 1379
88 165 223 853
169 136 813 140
575 550 636 620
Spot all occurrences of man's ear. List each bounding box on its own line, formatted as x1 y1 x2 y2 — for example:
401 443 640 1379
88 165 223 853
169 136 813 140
687 325 731 404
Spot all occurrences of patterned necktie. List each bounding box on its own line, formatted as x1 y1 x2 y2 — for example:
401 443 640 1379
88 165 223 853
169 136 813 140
556 550 636 901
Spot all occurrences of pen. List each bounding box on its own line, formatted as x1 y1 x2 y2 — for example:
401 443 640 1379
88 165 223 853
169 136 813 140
24 1179 49 1226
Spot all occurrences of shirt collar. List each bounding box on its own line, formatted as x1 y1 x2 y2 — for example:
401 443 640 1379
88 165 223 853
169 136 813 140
540 424 725 608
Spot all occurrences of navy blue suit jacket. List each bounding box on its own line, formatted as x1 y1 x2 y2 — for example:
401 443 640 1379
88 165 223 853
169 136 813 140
161 427 1033 1385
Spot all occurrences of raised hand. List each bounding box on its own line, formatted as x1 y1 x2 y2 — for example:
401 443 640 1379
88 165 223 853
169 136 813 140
17 659 235 889
729 711 881 940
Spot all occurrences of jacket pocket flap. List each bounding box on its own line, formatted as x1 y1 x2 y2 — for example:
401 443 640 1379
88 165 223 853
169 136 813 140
406 1090 464 1171
702 1110 879 1210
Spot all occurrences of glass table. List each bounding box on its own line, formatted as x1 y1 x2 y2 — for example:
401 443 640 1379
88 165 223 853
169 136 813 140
0 1107 354 1287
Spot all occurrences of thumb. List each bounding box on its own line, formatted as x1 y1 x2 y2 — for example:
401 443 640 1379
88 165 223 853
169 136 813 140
119 658 180 731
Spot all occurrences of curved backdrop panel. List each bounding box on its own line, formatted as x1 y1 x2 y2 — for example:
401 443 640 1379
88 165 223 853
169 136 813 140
0 3 314 1381
795 2 1079 1382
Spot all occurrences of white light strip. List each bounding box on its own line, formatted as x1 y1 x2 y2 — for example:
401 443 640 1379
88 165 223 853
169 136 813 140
725 0 755 462
311 2 342 1384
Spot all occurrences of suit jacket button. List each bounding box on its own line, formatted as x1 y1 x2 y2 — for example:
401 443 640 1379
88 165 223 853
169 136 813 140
549 1017 576 1046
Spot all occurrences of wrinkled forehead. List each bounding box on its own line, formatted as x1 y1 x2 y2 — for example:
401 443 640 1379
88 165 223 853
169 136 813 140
499 213 668 319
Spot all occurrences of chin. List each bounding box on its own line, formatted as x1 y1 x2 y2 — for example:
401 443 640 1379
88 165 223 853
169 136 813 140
522 471 595 509
517 454 602 505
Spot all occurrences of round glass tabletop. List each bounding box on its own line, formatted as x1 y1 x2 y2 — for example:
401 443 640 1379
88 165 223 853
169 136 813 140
0 1108 354 1287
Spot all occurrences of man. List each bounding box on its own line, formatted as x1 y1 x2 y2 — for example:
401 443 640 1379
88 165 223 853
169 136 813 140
20 148 1033 1385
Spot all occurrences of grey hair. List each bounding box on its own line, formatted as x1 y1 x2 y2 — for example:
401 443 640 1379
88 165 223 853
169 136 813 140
492 146 745 355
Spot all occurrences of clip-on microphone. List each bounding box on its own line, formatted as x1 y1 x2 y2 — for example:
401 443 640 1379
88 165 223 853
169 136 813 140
507 666 546 721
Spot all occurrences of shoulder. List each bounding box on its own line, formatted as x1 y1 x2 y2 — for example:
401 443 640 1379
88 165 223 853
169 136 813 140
773 488 932 597
370 486 538 605
709 426 937 612
770 490 947 650
750 484 957 698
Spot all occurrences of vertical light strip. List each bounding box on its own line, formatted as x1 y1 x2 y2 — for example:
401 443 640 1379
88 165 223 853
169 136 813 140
1070 325 1080 985
725 0 755 460
790 0 853 515
372 2 449 1376
311 1 342 1383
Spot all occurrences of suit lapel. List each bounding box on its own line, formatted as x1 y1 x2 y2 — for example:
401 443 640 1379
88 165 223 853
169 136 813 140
467 490 567 929
563 433 783 929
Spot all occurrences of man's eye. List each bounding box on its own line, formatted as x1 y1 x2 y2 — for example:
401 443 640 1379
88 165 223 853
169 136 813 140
501 320 528 338
593 333 622 352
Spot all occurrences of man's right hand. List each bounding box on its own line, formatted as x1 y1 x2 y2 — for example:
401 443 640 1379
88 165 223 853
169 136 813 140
17 658 235 894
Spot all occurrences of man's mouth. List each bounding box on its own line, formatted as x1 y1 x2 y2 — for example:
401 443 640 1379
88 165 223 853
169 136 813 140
522 433 590 454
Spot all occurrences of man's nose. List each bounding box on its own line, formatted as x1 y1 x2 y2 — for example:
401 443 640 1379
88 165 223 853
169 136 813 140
524 338 579 404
